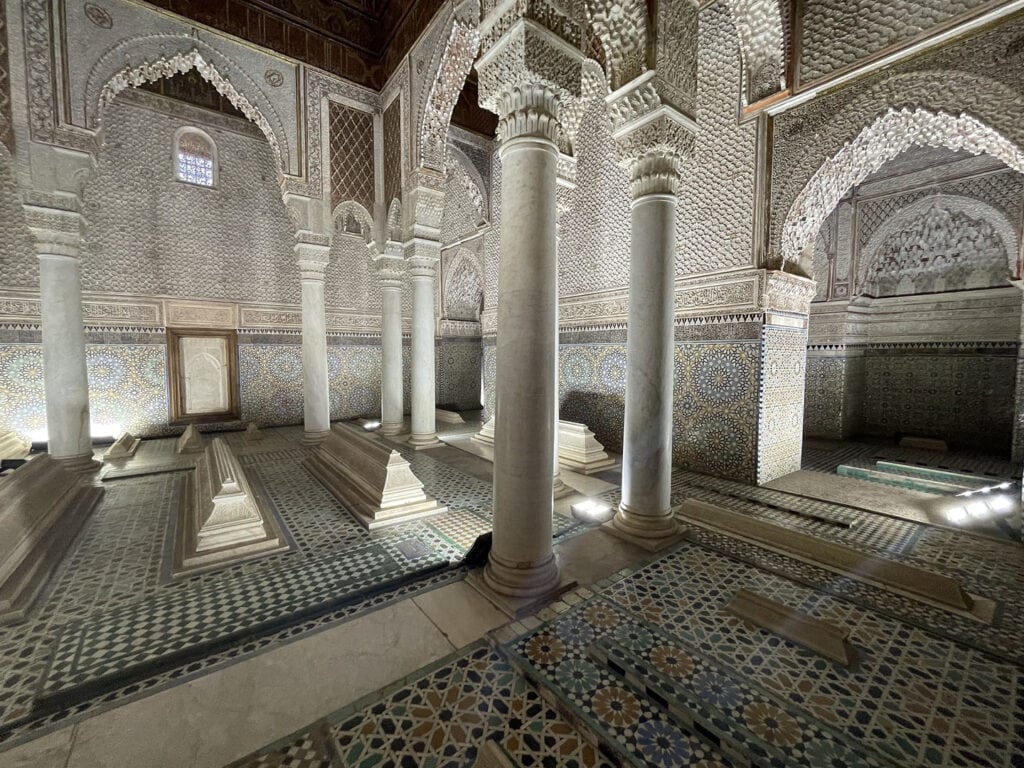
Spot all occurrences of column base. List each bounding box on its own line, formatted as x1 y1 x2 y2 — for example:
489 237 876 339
602 504 684 553
50 453 102 474
379 421 405 436
301 430 330 446
553 474 574 500
408 433 444 450
466 562 576 620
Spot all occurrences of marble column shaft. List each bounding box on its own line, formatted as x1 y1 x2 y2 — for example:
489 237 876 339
298 245 331 443
615 152 682 539
485 84 563 598
407 249 439 446
31 210 96 469
378 250 405 435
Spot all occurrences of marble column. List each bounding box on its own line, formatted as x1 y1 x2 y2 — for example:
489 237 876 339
377 245 405 436
297 242 331 445
28 207 99 472
407 248 442 448
484 84 563 600
611 152 682 545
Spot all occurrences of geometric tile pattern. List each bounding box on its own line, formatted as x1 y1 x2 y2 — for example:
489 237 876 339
227 644 611 768
559 344 627 454
435 340 481 411
506 539 1024 768
757 325 808 484
674 340 759 482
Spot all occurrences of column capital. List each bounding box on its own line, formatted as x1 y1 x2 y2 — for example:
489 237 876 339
24 203 84 259
607 74 696 178
374 251 406 288
626 149 683 199
405 183 445 235
476 7 585 139
294 240 330 282
495 84 562 145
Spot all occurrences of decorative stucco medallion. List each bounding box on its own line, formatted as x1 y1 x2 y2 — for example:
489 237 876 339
83 2 113 28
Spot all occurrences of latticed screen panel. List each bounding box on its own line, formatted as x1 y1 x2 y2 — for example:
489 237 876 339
176 131 215 187
382 99 402 207
329 101 374 212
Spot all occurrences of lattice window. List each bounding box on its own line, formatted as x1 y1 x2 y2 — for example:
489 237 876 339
383 98 402 208
329 101 374 212
175 129 216 187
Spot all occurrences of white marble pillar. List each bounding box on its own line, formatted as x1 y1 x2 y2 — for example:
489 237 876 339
377 246 405 436
611 152 682 544
484 84 563 600
29 208 98 472
407 250 442 448
298 243 331 445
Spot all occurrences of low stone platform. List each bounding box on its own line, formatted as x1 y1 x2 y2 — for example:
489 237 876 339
173 437 288 575
305 423 447 529
0 455 103 623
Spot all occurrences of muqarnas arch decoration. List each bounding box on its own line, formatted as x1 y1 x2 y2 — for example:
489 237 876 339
781 108 1024 267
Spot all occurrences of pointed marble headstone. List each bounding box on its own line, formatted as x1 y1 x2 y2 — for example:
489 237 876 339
103 432 140 460
244 422 263 442
176 424 204 454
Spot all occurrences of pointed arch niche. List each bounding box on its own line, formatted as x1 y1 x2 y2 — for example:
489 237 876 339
800 137 1024 467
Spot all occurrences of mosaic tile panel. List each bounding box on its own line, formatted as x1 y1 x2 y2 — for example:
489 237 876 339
239 343 305 426
436 339 482 411
0 344 46 442
757 326 808 484
559 344 627 453
861 346 1016 452
804 353 864 440
327 344 382 420
674 341 760 483
230 644 610 768
87 344 169 438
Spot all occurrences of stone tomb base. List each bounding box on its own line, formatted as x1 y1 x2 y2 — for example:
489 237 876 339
305 423 446 529
0 455 104 623
172 437 288 576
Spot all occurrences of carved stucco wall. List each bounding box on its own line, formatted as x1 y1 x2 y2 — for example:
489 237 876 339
0 145 35 288
772 16 1024 266
559 95 631 297
326 231 380 312
81 95 298 304
798 0 991 84
677 3 757 276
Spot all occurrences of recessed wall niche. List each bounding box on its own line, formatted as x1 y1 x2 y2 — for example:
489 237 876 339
167 328 241 424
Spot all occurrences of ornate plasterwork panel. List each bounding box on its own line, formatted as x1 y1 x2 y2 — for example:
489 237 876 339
328 101 375 212
559 95 631 297
798 0 991 85
771 17 1024 266
584 0 648 90
677 4 758 275
859 196 1016 296
81 99 298 305
417 19 479 173
781 108 1024 267
721 0 784 103
652 0 699 115
326 225 381 312
382 97 402 208
442 249 484 321
0 147 35 288
445 145 488 227
0 0 11 152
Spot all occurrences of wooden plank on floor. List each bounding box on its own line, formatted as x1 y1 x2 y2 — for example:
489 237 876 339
727 588 857 666
679 499 975 612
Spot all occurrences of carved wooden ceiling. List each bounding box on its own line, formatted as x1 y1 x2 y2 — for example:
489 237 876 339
143 0 447 90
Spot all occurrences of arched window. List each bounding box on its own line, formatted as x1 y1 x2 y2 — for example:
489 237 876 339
174 128 216 187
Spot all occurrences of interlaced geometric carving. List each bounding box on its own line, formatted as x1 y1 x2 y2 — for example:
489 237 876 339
677 4 757 275
721 0 785 102
585 0 648 89
0 1 11 152
799 0 988 84
383 98 402 208
443 250 483 321
781 108 1024 266
418 20 479 172
329 101 375 213
860 196 1015 296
